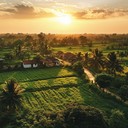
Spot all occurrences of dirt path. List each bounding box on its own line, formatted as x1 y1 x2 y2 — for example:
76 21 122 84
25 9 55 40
84 68 124 102
84 68 95 83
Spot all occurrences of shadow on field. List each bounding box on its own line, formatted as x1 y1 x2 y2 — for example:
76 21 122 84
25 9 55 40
78 83 128 118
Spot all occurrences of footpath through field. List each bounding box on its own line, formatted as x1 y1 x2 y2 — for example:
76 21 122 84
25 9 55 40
83 68 128 104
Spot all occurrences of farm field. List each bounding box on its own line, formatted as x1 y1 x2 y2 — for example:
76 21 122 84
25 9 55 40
1 66 128 116
52 44 107 54
0 33 128 128
21 84 128 117
21 76 82 91
0 67 76 84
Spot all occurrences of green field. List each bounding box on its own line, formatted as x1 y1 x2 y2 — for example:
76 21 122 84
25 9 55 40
52 45 107 53
21 84 128 116
0 67 76 84
1 67 128 116
1 46 128 127
21 77 82 91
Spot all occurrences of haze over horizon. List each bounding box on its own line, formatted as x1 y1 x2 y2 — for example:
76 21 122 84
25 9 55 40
0 0 128 34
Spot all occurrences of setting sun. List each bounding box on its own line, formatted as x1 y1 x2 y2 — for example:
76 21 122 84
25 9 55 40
57 14 72 25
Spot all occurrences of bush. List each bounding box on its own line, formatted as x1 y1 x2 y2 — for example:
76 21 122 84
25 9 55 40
95 73 113 89
111 77 125 88
72 61 84 76
57 105 108 128
109 109 128 128
118 85 128 101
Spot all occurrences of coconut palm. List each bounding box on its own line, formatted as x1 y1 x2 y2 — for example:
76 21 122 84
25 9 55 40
0 79 24 112
90 49 105 72
106 52 123 75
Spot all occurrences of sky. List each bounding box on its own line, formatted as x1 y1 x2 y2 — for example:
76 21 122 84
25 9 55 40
0 0 128 34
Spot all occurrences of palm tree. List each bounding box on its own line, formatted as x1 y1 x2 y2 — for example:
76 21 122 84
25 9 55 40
0 79 24 112
90 49 105 72
24 35 34 50
106 52 123 75
14 39 23 57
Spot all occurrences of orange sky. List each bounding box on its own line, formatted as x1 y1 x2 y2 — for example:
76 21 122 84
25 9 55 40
0 0 128 34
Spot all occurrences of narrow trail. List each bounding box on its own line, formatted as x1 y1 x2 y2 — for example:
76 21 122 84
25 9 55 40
84 68 95 83
83 68 125 103
59 58 126 104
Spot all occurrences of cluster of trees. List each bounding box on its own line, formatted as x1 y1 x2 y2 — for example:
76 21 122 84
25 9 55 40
60 48 123 76
1 33 128 49
95 73 128 102
83 49 123 75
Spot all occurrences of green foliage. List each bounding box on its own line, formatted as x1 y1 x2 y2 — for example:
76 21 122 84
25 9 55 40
0 112 16 128
90 48 105 71
111 77 125 88
106 52 123 75
95 73 113 89
109 109 128 128
118 85 128 101
72 61 84 76
0 67 75 84
0 79 24 111
59 105 108 128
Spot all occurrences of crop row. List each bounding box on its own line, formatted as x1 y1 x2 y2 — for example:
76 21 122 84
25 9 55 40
22 86 84 112
0 67 75 83
21 77 83 91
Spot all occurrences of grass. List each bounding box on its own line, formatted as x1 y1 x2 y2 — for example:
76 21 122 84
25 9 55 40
0 67 76 84
21 83 128 117
22 86 84 112
21 77 82 91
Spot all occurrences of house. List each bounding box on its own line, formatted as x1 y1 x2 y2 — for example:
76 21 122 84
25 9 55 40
56 51 64 59
40 57 61 67
40 59 54 67
23 60 38 68
63 52 76 60
47 57 60 66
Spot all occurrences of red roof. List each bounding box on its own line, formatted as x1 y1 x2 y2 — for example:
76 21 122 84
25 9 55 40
23 60 37 64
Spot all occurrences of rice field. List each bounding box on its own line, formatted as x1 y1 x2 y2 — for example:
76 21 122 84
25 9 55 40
0 67 76 84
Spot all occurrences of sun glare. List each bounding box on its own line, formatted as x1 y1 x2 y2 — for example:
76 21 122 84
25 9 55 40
57 14 72 25
53 11 72 25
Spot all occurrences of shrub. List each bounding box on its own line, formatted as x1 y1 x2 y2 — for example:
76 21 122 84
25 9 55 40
95 73 113 89
111 77 125 88
118 85 128 101
109 109 128 128
72 61 84 76
57 105 108 128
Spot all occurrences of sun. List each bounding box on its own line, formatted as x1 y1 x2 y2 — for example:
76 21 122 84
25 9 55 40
57 14 72 25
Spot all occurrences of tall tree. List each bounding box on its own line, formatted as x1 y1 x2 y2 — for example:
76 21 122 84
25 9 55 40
106 52 123 75
90 49 105 72
38 33 49 55
79 36 87 47
24 35 33 50
14 39 23 57
0 79 24 112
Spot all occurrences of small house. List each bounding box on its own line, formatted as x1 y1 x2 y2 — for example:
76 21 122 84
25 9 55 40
23 60 38 68
40 57 61 67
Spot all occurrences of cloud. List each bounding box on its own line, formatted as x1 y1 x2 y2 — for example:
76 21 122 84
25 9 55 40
73 8 128 19
0 3 128 20
0 4 54 19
